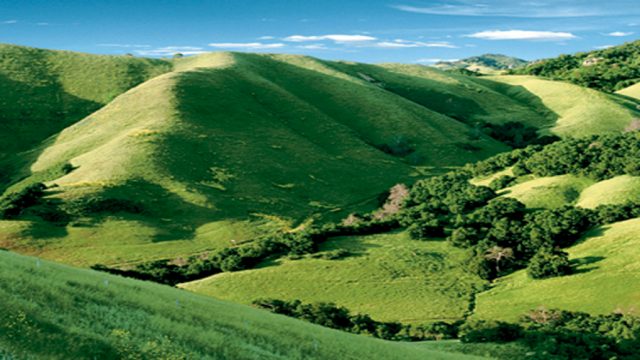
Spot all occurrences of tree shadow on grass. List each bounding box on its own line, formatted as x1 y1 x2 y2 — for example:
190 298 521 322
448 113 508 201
570 255 605 275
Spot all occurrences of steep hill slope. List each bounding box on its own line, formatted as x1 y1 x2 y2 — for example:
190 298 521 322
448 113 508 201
0 250 483 359
513 39 640 92
3 51 549 266
0 44 171 169
472 75 640 137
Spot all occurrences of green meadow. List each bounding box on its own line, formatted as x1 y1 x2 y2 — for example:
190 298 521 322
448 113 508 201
182 231 486 325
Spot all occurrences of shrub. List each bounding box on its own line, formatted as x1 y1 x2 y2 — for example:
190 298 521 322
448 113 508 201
527 248 572 279
459 320 523 343
0 183 46 219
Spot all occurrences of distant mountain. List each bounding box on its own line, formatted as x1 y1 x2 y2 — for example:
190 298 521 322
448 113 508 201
434 54 528 73
514 39 640 92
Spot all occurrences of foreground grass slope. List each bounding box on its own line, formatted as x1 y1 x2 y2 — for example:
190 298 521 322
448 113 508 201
0 250 483 359
473 218 640 321
0 44 171 178
182 231 486 325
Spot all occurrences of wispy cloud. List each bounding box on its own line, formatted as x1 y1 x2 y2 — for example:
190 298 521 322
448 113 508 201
415 58 460 64
258 36 275 40
296 44 329 50
98 43 152 48
1 20 18 24
607 31 633 37
208 42 285 49
135 46 207 56
376 39 457 48
284 34 376 43
391 1 633 18
594 44 614 49
467 30 576 41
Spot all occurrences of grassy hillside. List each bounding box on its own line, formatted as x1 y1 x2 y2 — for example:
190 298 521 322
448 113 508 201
474 75 640 137
182 231 486 325
3 50 557 266
513 39 640 92
576 175 640 209
0 250 484 359
0 44 171 166
473 218 640 321
617 82 640 100
499 175 594 209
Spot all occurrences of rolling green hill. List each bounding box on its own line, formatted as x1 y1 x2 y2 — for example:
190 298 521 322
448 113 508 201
473 218 640 322
0 250 484 359
472 75 640 137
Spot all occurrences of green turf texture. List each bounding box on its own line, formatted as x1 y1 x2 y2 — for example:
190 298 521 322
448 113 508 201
499 174 595 209
181 231 486 326
617 82 640 100
0 250 486 359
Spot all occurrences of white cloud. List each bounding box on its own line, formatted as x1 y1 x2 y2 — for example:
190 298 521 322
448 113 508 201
284 34 376 43
390 2 637 18
98 43 152 48
415 58 460 64
607 31 633 37
594 44 614 49
258 36 275 40
467 30 576 41
376 39 458 48
208 42 285 49
297 44 329 50
135 46 207 56
1 20 17 24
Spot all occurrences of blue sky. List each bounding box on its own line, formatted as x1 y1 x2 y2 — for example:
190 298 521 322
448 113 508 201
1 0 639 63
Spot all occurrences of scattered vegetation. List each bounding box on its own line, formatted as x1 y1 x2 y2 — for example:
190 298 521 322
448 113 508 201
513 40 640 92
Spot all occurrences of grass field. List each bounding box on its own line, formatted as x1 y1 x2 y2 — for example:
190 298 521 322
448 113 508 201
473 218 640 321
0 250 486 360
617 82 640 100
499 174 594 209
181 231 486 325
576 175 640 208
474 75 640 137
0 217 282 267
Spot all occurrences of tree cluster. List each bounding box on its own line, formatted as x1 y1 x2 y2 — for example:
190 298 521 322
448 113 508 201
252 298 406 340
461 309 640 359
512 40 640 92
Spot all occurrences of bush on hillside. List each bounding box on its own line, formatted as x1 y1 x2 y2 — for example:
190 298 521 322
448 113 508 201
527 248 572 279
252 298 406 340
488 175 516 191
0 183 46 219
